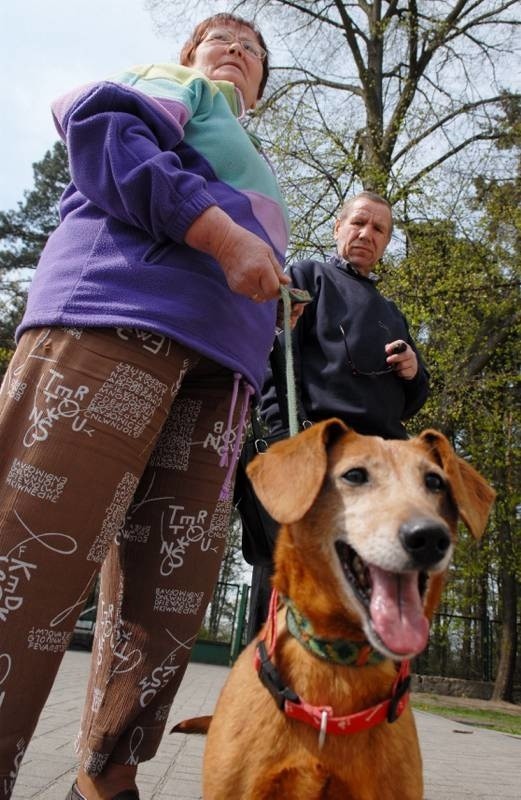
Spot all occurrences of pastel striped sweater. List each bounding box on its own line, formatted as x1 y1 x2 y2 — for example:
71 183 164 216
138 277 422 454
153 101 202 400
17 64 289 394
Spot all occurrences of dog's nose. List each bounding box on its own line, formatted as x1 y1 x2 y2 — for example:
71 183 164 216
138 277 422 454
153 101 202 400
399 518 451 568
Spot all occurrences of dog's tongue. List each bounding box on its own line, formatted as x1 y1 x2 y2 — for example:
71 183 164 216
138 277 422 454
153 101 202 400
368 565 429 655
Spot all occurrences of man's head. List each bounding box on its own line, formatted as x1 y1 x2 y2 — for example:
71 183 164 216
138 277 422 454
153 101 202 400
334 191 393 276
180 13 269 109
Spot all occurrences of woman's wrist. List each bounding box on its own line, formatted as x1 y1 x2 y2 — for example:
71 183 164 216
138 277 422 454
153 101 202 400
184 206 235 259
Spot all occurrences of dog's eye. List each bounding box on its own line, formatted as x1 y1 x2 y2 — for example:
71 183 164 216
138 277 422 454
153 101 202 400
425 472 445 492
342 468 368 485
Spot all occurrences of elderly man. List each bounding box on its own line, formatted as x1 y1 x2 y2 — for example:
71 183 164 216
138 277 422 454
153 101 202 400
245 190 430 638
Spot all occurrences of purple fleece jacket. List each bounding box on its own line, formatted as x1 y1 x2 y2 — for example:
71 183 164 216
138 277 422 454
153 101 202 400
17 64 290 394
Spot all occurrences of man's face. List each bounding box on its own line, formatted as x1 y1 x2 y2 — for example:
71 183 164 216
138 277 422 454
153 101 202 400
333 199 392 275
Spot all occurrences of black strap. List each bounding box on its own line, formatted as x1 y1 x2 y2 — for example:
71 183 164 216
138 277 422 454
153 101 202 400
256 640 299 709
248 338 289 443
387 674 411 723
269 337 290 430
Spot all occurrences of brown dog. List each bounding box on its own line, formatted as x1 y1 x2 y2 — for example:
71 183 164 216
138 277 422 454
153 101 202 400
183 419 495 799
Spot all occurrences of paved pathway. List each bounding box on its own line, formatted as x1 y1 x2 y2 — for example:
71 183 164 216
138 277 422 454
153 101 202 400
12 649 521 799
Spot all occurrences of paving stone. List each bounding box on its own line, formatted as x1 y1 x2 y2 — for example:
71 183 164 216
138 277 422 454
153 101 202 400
11 651 521 799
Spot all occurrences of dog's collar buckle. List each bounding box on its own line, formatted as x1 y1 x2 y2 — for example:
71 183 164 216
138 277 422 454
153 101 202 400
318 709 330 750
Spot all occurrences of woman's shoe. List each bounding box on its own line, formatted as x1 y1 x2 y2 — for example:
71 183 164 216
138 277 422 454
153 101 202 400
65 782 139 800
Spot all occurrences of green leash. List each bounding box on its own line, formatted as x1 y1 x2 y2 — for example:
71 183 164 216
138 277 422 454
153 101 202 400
279 285 299 437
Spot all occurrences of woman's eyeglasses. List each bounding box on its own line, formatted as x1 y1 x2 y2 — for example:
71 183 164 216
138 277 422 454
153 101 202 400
339 323 394 377
202 29 267 61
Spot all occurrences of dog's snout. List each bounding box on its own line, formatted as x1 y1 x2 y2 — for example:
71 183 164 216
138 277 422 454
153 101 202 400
399 518 451 568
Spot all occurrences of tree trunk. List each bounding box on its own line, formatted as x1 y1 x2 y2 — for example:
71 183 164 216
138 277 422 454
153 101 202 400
478 576 491 682
492 570 518 702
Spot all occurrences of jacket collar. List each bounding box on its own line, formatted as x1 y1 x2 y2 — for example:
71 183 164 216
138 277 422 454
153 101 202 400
330 253 380 283
214 80 265 153
214 80 247 118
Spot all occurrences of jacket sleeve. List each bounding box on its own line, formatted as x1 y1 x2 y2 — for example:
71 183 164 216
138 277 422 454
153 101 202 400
52 81 216 242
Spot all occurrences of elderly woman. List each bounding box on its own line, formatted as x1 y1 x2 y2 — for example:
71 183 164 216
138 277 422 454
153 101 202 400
0 13 288 800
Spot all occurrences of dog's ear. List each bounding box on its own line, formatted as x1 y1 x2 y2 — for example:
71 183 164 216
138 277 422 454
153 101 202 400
246 418 349 524
418 430 495 539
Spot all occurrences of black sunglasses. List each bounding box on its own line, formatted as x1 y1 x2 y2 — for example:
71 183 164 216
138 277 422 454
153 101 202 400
339 323 394 377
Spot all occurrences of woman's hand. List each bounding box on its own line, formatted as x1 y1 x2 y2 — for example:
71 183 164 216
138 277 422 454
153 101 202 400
185 206 288 300
385 341 418 380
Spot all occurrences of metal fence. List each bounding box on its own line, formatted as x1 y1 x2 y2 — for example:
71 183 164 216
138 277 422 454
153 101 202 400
412 611 520 684
195 581 250 665
198 592 521 682
71 585 520 685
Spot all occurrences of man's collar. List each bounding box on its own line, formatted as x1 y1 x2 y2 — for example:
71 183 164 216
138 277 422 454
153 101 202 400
330 253 379 283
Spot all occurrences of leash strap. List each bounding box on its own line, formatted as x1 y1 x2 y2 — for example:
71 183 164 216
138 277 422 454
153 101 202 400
279 285 299 437
254 587 279 667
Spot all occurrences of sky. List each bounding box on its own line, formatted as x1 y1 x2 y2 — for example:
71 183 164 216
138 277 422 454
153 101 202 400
3 3 518 218
0 0 184 210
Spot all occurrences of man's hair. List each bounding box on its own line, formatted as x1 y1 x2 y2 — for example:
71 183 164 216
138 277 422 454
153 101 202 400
179 13 270 100
338 191 393 236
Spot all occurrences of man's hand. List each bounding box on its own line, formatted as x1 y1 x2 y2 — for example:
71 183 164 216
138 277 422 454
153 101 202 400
276 300 307 331
185 206 288 300
385 341 418 380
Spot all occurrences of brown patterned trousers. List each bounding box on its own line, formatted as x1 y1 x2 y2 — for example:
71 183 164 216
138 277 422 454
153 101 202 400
0 327 248 798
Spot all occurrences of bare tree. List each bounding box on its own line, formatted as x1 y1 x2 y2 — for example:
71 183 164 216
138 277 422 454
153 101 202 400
148 1 520 253
145 1 520 695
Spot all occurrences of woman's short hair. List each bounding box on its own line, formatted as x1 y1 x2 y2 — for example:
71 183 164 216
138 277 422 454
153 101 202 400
179 13 270 100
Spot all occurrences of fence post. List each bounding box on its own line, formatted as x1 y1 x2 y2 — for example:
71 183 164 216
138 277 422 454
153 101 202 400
482 607 491 682
230 583 250 664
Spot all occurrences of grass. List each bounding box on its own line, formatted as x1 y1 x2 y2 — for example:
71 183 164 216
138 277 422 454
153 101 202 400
412 698 521 736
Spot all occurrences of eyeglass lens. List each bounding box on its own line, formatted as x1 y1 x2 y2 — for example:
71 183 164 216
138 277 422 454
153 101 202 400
204 30 266 60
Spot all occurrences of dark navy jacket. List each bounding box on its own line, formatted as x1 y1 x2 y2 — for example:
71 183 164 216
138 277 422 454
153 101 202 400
260 255 429 439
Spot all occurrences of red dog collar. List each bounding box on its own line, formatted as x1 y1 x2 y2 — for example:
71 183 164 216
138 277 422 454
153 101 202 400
254 590 411 748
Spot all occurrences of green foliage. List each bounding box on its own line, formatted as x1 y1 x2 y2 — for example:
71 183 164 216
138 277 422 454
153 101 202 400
0 140 69 348
218 509 248 586
381 222 519 437
375 136 520 680
0 347 13 377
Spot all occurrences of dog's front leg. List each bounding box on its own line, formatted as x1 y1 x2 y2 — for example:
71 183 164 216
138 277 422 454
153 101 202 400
251 762 350 800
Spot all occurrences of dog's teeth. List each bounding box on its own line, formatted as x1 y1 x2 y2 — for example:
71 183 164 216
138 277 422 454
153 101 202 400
353 556 367 586
335 541 371 607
